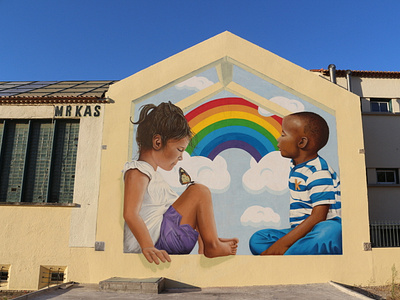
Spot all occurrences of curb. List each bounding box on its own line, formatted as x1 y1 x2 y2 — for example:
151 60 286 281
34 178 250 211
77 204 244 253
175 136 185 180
12 282 76 300
329 281 373 300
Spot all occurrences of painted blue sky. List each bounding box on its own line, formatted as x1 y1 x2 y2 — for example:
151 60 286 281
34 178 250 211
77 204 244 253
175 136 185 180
1 0 399 81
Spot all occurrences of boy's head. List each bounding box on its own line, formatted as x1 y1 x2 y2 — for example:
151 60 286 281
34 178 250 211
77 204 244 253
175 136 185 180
278 111 329 162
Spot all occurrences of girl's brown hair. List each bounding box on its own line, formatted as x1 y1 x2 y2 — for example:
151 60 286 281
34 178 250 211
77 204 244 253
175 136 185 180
133 101 192 152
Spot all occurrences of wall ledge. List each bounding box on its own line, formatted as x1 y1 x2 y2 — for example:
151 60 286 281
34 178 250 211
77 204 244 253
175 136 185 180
0 202 80 207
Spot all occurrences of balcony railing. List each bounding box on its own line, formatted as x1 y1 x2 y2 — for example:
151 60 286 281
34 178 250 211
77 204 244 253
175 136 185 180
370 221 400 248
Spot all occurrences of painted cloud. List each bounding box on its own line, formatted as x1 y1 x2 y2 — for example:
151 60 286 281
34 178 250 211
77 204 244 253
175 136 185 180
158 151 230 193
240 205 281 228
258 96 305 117
175 76 214 91
242 151 291 195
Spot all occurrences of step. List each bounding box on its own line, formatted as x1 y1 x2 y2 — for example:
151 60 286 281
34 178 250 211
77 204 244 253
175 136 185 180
99 277 165 294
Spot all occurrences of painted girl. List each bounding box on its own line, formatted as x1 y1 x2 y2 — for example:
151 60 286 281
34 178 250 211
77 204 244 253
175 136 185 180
123 101 238 264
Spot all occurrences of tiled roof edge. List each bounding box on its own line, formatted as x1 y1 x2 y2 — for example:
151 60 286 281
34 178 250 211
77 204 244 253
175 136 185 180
0 95 110 105
310 69 400 78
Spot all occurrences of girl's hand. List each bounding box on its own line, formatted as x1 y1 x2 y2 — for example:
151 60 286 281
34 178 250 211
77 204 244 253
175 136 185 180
142 247 171 264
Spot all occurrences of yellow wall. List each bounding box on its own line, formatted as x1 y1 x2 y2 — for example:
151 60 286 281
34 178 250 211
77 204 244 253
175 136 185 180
95 31 373 287
1 32 398 290
1 206 73 289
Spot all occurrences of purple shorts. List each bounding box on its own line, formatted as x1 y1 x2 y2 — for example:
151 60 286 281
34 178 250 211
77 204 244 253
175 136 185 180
154 206 199 254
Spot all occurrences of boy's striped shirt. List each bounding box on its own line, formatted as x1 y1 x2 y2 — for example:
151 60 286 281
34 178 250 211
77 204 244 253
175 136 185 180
289 156 341 228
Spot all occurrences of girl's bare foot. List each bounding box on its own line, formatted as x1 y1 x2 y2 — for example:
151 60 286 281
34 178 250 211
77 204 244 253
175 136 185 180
204 238 239 258
219 237 239 245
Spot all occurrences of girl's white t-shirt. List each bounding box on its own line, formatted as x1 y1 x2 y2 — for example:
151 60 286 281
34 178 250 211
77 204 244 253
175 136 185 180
123 160 178 253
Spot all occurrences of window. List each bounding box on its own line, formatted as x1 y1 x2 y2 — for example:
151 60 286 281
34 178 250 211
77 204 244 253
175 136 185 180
376 169 398 184
0 265 9 288
39 266 66 289
370 98 392 112
0 119 79 203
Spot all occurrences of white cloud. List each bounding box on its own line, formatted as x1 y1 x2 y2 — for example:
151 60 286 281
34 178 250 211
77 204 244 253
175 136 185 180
158 151 230 193
175 76 214 91
242 151 291 195
240 205 281 228
258 96 305 117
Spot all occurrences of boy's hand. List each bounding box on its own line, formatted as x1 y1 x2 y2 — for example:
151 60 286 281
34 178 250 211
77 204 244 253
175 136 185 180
142 247 171 264
261 240 289 255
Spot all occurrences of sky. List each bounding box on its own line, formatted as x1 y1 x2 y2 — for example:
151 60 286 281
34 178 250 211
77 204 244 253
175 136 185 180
1 0 400 81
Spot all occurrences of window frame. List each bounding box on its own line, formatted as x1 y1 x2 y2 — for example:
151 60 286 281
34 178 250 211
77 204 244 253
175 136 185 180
376 168 399 184
369 98 392 113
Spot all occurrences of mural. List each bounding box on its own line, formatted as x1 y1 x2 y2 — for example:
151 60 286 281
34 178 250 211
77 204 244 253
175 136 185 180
185 98 281 162
124 62 341 258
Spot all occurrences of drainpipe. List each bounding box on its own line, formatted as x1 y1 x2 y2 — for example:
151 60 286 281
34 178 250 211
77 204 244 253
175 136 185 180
346 70 352 92
328 64 337 84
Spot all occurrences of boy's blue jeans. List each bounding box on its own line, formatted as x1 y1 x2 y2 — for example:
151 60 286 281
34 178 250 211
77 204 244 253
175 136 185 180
249 217 342 255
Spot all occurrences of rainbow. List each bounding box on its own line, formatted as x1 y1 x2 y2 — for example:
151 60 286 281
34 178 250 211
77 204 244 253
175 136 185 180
185 97 282 162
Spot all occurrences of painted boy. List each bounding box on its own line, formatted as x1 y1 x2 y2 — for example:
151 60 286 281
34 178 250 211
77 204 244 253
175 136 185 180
249 112 342 255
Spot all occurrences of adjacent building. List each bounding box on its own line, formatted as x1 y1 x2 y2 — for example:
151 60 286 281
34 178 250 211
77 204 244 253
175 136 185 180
311 67 400 248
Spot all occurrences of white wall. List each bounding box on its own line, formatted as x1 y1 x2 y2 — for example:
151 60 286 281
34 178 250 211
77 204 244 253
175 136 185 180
362 115 400 167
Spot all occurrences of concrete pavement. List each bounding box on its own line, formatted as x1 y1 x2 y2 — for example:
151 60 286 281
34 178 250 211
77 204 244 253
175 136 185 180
15 282 376 300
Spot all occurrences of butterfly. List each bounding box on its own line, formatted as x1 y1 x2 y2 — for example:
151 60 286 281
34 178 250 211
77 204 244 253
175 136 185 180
179 167 194 185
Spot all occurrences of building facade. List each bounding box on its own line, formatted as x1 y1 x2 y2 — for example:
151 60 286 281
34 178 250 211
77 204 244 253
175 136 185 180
0 33 398 290
311 68 400 248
